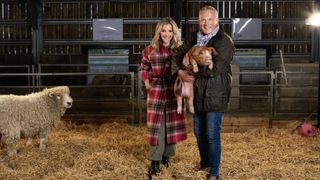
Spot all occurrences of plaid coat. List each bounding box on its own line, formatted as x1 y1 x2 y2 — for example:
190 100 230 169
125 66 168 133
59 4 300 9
141 44 187 146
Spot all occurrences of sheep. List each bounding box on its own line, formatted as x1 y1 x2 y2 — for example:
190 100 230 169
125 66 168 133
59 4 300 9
0 86 73 157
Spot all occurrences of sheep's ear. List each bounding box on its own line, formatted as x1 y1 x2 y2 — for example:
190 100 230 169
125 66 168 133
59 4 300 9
49 92 55 98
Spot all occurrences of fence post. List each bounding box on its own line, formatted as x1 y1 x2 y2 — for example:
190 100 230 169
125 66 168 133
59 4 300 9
130 72 135 124
269 70 276 128
137 70 143 125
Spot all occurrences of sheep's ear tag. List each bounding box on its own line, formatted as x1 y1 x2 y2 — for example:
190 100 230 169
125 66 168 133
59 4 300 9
49 93 55 98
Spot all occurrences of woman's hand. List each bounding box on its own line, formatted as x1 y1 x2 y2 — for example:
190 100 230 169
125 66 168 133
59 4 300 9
144 80 151 90
182 53 190 67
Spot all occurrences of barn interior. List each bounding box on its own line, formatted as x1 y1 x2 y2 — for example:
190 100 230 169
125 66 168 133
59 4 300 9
0 0 319 179
0 0 318 125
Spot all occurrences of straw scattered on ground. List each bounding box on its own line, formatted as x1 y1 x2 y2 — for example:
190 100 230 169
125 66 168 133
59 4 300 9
0 118 319 180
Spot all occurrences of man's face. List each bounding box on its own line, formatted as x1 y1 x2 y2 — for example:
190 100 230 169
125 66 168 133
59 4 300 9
198 10 218 35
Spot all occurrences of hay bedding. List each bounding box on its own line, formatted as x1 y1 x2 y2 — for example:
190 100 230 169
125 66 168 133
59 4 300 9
0 119 319 180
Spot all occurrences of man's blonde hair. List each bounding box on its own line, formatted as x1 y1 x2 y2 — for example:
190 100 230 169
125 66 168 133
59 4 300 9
151 17 181 51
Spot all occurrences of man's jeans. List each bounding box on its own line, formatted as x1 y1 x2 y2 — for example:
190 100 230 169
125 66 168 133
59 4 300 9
194 111 223 176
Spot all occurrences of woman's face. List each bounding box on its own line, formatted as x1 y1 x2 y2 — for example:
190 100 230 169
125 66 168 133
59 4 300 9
160 23 173 47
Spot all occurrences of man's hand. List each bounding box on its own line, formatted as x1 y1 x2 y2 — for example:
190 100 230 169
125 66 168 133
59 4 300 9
205 57 213 70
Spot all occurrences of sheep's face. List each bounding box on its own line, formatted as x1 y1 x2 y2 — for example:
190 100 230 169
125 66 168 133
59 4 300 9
62 94 73 108
49 92 73 109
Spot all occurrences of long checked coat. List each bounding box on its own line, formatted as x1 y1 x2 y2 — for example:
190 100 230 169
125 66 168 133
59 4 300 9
141 44 187 146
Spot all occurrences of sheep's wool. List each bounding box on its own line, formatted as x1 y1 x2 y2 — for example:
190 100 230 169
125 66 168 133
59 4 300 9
0 86 73 157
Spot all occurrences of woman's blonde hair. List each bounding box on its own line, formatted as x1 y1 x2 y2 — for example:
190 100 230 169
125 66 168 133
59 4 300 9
151 17 181 51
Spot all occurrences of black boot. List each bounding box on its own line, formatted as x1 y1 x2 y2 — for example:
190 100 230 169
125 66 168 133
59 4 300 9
161 156 170 168
149 160 160 177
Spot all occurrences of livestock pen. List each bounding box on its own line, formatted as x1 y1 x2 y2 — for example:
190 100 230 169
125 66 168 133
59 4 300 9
0 65 319 179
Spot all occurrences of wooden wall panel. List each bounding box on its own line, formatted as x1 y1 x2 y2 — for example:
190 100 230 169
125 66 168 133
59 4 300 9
183 1 313 55
0 1 30 57
0 1 315 59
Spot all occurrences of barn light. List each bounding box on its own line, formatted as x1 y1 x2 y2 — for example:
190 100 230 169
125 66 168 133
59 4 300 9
306 12 320 26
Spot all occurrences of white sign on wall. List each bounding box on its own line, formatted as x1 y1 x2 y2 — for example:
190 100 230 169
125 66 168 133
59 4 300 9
93 19 123 40
232 18 262 40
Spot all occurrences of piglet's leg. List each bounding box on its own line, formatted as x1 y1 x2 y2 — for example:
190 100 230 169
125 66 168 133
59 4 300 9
174 76 183 114
188 85 195 114
180 79 195 114
177 96 183 114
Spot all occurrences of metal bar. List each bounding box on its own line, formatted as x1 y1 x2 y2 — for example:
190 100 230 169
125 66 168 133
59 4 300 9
185 0 312 2
0 72 135 76
185 18 307 24
0 65 30 68
279 50 288 85
43 39 151 45
42 0 171 3
270 70 275 127
0 40 32 45
42 18 161 24
137 68 143 124
130 72 135 124
39 63 138 66
41 18 307 25
0 20 29 24
41 39 311 46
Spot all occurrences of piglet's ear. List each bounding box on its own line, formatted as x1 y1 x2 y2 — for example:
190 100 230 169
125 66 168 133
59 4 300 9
191 47 201 55
49 92 55 98
211 47 218 56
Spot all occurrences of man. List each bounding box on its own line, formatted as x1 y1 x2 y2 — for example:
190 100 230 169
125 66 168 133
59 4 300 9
171 6 235 180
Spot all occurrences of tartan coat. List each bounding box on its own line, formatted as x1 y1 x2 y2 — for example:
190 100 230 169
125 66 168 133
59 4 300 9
141 44 187 146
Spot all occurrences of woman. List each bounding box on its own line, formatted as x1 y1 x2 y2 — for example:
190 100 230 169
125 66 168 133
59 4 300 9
140 17 187 176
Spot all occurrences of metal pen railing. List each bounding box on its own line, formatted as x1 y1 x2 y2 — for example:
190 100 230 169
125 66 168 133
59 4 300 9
0 65 318 125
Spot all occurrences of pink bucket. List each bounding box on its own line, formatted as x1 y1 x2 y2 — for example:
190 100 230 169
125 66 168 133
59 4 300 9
298 123 318 137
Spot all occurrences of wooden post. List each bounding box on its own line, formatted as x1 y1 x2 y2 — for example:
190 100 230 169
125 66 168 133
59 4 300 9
313 0 320 127
27 0 42 66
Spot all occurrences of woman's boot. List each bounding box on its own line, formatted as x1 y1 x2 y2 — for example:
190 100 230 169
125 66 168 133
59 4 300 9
161 156 170 168
149 160 160 176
